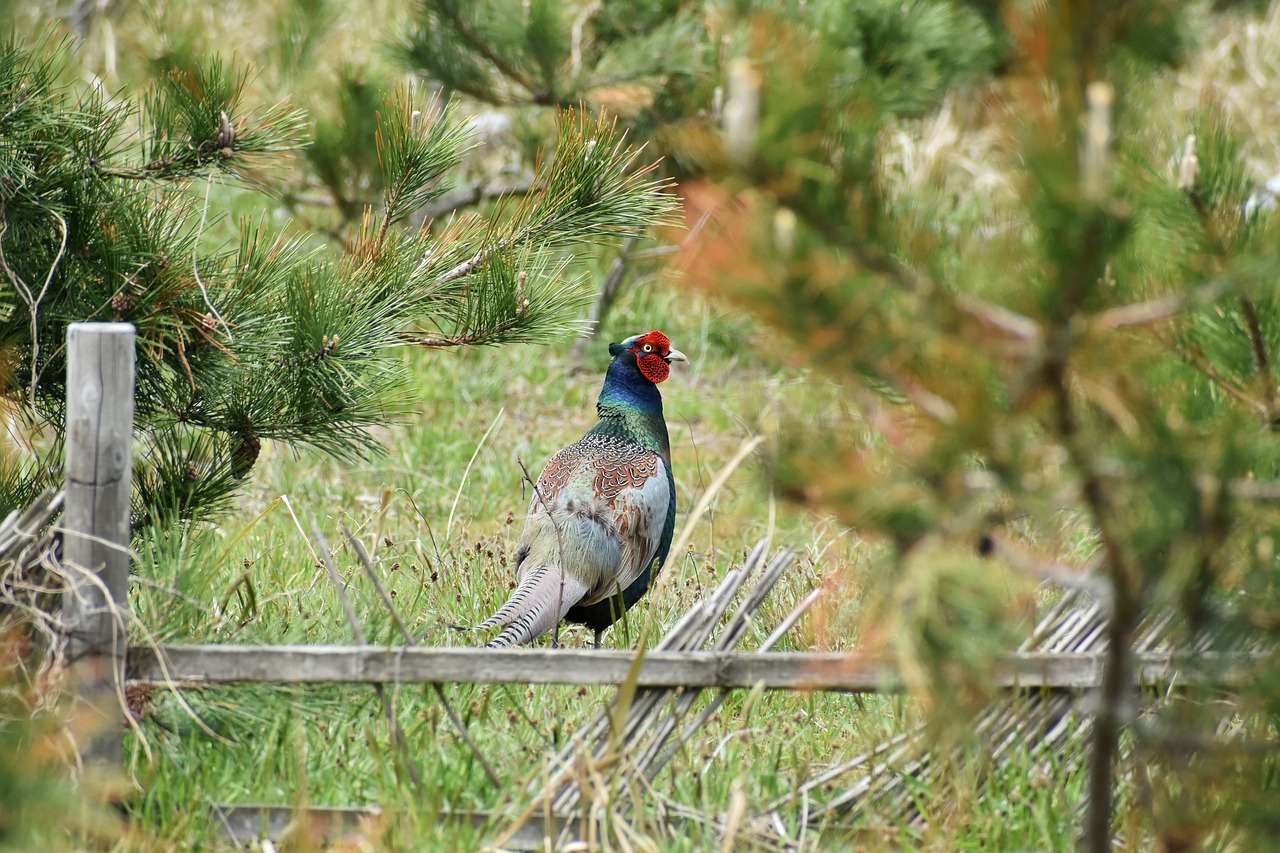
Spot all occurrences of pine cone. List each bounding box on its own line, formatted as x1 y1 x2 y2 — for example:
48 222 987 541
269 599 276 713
231 432 261 477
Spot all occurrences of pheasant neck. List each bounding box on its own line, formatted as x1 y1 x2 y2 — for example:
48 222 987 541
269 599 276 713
591 354 671 459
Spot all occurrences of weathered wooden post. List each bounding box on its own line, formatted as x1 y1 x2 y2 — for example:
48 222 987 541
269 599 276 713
62 322 135 766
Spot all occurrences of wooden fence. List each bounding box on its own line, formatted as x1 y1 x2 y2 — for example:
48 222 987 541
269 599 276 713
62 323 134 763
53 322 1257 848
124 644 1262 692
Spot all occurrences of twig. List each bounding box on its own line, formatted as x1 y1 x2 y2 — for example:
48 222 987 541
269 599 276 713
1224 478 1280 502
1088 275 1234 333
573 236 637 359
954 293 1042 342
570 1 603 77
412 173 540 227
342 523 502 788
0 202 68 403
1238 296 1273 402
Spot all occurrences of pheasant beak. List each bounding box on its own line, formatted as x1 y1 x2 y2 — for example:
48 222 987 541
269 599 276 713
664 347 688 364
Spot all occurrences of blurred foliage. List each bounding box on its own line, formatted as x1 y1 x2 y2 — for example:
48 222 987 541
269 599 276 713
0 629 125 851
676 0 1280 846
5 0 1280 846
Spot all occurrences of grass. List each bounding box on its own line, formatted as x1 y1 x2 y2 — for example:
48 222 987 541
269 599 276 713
10 0 1280 849
121 292 888 837
109 286 1097 851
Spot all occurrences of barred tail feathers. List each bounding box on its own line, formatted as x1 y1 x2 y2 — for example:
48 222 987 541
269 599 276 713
484 566 591 648
480 494 619 646
475 569 544 632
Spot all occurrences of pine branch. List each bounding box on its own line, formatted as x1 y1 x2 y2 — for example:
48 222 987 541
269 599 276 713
0 27 676 525
1171 339 1269 420
374 85 472 251
403 0 702 111
398 327 514 349
1088 289 1213 332
766 187 1045 370
391 109 672 348
402 248 586 349
132 59 306 180
1238 296 1272 382
428 0 551 102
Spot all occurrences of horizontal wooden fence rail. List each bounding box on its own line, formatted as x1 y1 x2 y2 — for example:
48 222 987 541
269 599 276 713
211 805 584 849
126 645 1266 692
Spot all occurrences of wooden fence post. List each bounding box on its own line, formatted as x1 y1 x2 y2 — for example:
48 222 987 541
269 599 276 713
62 322 135 766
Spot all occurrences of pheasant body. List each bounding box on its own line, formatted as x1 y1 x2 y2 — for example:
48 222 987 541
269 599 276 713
480 330 685 647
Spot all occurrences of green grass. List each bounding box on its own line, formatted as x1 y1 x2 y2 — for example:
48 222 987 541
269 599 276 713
111 291 1087 851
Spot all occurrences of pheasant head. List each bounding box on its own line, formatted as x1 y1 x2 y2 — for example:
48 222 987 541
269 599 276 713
609 329 688 384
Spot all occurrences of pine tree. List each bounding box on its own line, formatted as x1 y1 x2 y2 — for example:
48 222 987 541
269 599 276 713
0 32 674 526
391 0 1003 344
397 0 707 125
387 0 712 341
676 0 1280 847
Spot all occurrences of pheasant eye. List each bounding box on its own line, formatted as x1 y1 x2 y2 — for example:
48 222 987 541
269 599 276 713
642 344 654 353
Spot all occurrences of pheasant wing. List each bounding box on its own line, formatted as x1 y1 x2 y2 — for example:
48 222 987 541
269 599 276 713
575 450 670 607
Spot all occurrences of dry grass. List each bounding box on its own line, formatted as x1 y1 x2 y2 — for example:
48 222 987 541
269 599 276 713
1173 3 1280 177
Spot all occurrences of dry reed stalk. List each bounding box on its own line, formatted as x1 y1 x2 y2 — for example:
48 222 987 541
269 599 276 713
0 488 67 655
775 583 1234 834
496 539 806 850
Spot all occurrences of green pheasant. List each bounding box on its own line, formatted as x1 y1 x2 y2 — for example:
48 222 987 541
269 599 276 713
480 330 686 647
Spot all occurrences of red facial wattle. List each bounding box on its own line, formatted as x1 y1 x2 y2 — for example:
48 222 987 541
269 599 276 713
630 330 675 384
637 352 671 383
